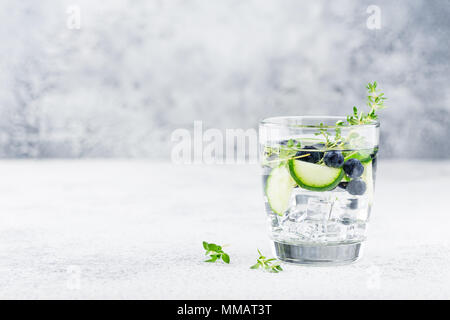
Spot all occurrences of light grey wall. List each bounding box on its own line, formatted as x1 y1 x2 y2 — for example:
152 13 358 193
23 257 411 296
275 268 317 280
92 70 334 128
0 0 448 158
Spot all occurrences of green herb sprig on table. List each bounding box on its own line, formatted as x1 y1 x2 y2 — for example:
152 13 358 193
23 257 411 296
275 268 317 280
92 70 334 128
250 250 283 273
202 241 230 264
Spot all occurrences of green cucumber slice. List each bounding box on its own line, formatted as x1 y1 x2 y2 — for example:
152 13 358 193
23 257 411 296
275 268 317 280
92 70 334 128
288 159 344 191
265 165 296 216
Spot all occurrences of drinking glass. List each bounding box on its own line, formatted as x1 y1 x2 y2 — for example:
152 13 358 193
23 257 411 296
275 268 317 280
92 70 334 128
259 116 379 265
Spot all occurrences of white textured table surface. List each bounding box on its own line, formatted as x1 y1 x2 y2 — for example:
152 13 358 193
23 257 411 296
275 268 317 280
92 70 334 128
0 160 449 299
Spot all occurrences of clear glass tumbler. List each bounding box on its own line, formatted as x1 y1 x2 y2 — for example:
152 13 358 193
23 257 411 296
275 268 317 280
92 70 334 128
259 116 379 265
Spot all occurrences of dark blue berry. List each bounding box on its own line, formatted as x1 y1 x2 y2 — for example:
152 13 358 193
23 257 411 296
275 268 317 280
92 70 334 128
323 151 344 168
313 144 325 158
313 143 326 149
338 182 348 189
343 158 364 178
295 146 322 163
347 178 366 195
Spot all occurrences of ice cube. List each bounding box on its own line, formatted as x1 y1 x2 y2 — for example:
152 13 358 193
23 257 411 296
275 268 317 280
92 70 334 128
310 223 328 241
295 194 309 205
338 213 356 225
279 212 291 224
336 196 358 210
268 213 279 228
278 216 299 237
353 221 367 240
349 198 358 209
344 224 356 239
334 195 370 222
287 202 307 221
306 198 332 221
290 210 306 223
296 222 315 240
325 222 347 242
276 206 309 240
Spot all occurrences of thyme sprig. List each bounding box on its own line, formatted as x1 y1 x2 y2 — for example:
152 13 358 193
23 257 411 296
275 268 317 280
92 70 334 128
347 81 387 125
315 81 388 152
203 241 230 264
250 250 283 273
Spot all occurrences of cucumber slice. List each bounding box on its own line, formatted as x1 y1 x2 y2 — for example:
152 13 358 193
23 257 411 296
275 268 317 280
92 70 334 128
265 165 296 216
288 159 344 191
362 160 374 204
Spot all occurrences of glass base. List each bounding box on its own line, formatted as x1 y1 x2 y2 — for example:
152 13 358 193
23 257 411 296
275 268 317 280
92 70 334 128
272 241 363 266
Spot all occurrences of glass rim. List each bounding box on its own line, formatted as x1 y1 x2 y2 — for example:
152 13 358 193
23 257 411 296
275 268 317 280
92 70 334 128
259 116 380 129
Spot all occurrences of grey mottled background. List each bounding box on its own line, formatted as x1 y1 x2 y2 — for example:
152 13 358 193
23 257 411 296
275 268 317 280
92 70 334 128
0 0 449 159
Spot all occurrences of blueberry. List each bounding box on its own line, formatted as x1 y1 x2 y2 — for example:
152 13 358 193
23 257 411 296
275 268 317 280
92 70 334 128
295 146 322 163
313 144 325 159
347 178 366 195
343 158 364 178
338 182 348 189
323 151 344 168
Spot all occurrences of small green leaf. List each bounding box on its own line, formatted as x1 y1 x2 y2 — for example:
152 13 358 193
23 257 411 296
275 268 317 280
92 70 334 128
205 256 218 263
222 253 230 264
287 139 294 148
203 241 209 250
208 243 218 251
